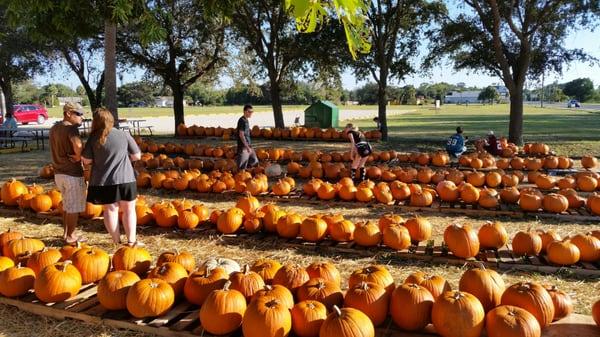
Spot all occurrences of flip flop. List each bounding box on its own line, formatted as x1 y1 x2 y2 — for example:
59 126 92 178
64 236 88 245
127 241 145 247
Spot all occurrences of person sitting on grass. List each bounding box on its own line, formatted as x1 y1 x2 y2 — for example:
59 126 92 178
446 126 468 158
483 130 502 156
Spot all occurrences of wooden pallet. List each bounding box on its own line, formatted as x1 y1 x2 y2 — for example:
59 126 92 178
0 284 596 337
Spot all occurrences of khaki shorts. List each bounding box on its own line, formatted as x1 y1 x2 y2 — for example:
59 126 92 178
54 174 87 213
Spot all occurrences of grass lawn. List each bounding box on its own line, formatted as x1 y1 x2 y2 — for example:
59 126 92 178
349 104 600 155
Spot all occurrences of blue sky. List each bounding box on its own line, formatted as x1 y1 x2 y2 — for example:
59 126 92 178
36 24 600 91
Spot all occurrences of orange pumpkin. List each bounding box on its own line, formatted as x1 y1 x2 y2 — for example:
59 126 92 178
390 283 434 331
485 305 541 337
291 300 327 337
501 282 555 327
432 291 485 337
444 223 480 259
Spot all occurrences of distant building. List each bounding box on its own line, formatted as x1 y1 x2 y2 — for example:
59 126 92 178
154 96 187 108
58 97 83 105
444 90 481 104
493 86 510 99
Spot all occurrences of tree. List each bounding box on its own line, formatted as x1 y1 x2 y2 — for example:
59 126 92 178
117 81 160 107
351 0 446 140
428 1 599 144
478 86 499 104
0 5 44 116
119 0 226 133
563 78 596 102
186 83 225 106
13 81 42 104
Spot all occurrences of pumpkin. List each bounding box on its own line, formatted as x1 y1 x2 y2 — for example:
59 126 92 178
306 262 341 287
588 193 600 215
34 261 82 303
217 207 245 234
329 220 355 242
390 283 434 331
403 216 432 243
155 204 178 227
500 187 520 204
201 257 241 275
1 179 28 206
437 181 459 202
569 234 600 262
157 250 196 274
148 262 188 296
383 224 411 251
177 210 199 230
251 258 282 284
300 217 328 242
432 291 485 337
519 192 542 212
404 272 451 299
81 202 103 219
344 281 389 327
3 238 45 262
97 270 141 310
485 305 541 337
544 285 573 321
229 265 265 301
0 264 35 297
0 229 23 252
291 300 327 337
581 155 598 169
71 246 110 284
546 240 580 265
199 281 247 335
243 295 292 337
276 213 303 239
26 247 62 276
252 284 295 310
444 223 480 259
410 190 433 207
297 277 343 309
460 183 480 204
319 305 374 337
353 221 382 247
592 299 600 327
535 230 559 254
542 194 568 213
459 265 505 312
378 214 404 232
261 205 285 233
348 265 394 295
29 194 53 213
236 194 261 216
478 221 508 250
59 241 88 261
112 244 152 276
126 278 175 318
512 231 542 257
0 256 14 272
501 282 555 327
184 266 229 306
272 264 309 295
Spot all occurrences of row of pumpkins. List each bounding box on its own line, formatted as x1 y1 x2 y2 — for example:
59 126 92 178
0 228 597 337
143 193 600 266
175 123 383 141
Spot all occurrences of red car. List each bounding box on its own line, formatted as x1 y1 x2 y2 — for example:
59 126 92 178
4 104 49 125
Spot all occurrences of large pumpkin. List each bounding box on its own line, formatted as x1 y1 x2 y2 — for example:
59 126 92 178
97 270 141 310
1 179 28 206
71 247 110 284
26 247 62 276
511 231 542 257
319 306 374 337
390 283 434 331
126 278 175 318
403 216 431 243
485 305 541 337
500 282 555 327
444 223 480 259
291 300 327 337
348 265 394 295
229 265 266 301
344 281 389 327
459 265 505 312
157 250 196 274
478 221 508 250
432 291 485 337
250 258 282 284
184 267 229 306
242 296 292 337
0 264 36 297
112 244 152 276
34 261 82 303
199 281 247 335
148 262 188 296
272 264 310 295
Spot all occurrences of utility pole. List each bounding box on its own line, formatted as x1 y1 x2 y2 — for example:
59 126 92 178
0 88 5 116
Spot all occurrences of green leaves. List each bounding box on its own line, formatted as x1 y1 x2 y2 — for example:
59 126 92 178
285 0 371 59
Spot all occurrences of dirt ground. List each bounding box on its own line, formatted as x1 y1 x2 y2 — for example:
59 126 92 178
0 144 599 337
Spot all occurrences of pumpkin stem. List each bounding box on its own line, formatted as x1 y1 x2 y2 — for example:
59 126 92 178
61 261 72 271
265 298 279 308
223 280 231 291
359 282 369 291
243 264 250 274
264 284 273 291
452 291 463 300
332 305 342 317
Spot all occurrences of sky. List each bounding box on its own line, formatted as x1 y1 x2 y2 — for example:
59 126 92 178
35 19 600 92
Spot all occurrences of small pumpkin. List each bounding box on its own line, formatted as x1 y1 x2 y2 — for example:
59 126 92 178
544 285 573 321
250 258 282 284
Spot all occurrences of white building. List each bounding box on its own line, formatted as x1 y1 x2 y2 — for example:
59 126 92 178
58 97 83 105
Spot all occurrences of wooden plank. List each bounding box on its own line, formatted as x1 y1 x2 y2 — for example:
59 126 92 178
52 284 98 310
0 296 101 324
68 297 100 313
169 309 200 332
147 301 194 327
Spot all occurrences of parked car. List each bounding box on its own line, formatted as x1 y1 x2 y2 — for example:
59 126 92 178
1 104 49 125
567 99 581 108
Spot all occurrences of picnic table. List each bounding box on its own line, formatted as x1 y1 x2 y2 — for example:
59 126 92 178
0 127 50 150
79 119 152 137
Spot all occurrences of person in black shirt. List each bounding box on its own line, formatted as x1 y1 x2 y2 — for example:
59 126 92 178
344 123 372 182
236 104 258 170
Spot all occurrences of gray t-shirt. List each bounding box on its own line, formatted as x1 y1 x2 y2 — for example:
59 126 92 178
82 128 140 186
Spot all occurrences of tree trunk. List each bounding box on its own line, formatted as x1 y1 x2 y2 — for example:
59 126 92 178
508 88 524 145
0 85 5 116
270 79 284 128
377 78 388 141
0 79 14 117
104 19 119 124
172 84 185 134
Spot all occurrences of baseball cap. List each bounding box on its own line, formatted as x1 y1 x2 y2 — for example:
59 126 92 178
63 102 84 116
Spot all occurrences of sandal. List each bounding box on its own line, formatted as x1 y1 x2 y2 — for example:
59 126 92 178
64 235 88 245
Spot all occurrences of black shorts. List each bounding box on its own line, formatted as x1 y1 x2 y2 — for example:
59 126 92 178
355 142 372 158
87 182 137 205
